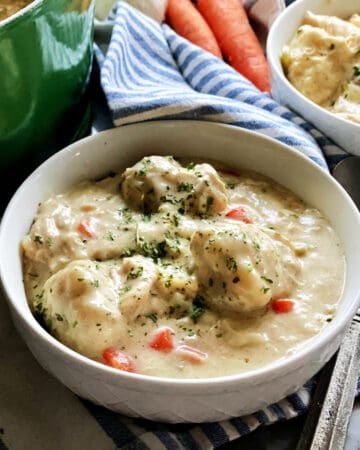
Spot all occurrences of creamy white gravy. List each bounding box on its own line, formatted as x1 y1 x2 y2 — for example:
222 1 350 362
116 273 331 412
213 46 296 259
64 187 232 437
282 11 360 124
22 156 345 378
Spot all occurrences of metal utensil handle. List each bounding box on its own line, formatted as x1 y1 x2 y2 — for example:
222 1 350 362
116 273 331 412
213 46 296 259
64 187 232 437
310 321 360 450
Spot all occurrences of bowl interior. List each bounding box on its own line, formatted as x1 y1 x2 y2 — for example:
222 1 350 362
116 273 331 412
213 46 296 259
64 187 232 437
267 0 360 155
1 121 360 381
269 0 360 71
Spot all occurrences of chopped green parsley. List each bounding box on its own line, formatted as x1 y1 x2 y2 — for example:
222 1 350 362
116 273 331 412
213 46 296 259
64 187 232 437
138 168 147 177
127 267 144 280
34 235 43 244
146 313 158 323
226 256 238 273
119 285 132 296
140 240 167 261
260 275 273 284
177 182 193 193
190 294 207 323
105 231 115 241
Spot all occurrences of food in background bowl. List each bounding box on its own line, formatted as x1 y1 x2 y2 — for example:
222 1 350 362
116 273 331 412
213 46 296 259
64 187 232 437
1 121 360 422
267 0 360 156
0 0 34 20
22 154 345 378
281 11 360 125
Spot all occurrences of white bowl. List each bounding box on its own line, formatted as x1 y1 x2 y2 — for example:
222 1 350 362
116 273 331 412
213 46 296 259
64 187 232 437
267 0 360 156
1 121 360 423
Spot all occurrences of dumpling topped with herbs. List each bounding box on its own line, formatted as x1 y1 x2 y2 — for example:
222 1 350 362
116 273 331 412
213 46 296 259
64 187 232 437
120 156 228 215
190 223 300 314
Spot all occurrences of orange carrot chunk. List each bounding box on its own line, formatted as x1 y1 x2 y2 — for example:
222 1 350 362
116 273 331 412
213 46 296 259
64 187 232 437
197 0 270 92
166 0 222 59
175 344 208 364
226 206 252 223
149 327 175 352
102 348 135 372
271 299 294 314
78 217 97 238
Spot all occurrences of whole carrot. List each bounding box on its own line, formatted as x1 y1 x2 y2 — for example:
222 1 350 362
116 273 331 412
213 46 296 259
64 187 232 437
197 0 270 92
166 0 222 59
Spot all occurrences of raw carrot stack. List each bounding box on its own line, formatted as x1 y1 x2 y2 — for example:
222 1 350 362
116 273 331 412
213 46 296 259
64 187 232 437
197 0 271 92
166 0 223 58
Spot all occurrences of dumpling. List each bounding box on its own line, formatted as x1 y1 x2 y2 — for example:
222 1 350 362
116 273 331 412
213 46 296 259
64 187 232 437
21 179 135 272
38 259 126 358
36 255 199 358
190 222 300 314
119 255 198 320
120 156 228 215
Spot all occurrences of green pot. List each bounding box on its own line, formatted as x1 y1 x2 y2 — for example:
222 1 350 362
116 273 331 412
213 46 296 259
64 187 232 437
0 0 95 168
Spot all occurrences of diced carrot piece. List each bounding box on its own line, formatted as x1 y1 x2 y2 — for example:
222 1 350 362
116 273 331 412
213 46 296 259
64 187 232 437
175 344 208 364
149 327 175 352
102 348 135 372
226 206 252 223
271 299 294 314
78 217 97 238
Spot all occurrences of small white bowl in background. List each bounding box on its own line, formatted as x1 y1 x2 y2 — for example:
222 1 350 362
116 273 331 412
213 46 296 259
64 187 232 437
267 0 360 156
1 121 360 423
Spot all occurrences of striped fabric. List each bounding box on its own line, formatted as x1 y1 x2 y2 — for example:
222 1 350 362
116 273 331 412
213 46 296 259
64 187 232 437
107 1 118 21
100 2 348 172
82 380 315 449
92 2 350 448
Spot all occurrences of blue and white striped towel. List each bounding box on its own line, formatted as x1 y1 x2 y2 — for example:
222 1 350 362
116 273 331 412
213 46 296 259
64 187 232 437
92 2 350 448
99 2 349 171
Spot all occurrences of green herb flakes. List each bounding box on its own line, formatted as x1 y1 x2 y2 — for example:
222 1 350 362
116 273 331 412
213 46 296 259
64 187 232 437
226 256 238 272
119 285 132 296
146 313 158 323
34 235 43 244
105 231 115 241
138 168 147 177
177 182 193 193
140 240 167 261
121 248 136 258
260 275 273 284
127 267 144 280
190 294 207 323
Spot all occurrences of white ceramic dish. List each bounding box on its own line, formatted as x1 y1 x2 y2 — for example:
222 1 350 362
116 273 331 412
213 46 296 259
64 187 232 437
267 0 360 156
1 121 360 423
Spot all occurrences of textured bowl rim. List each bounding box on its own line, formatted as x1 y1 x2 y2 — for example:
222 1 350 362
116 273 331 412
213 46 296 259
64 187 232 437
1 120 360 389
266 0 360 132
